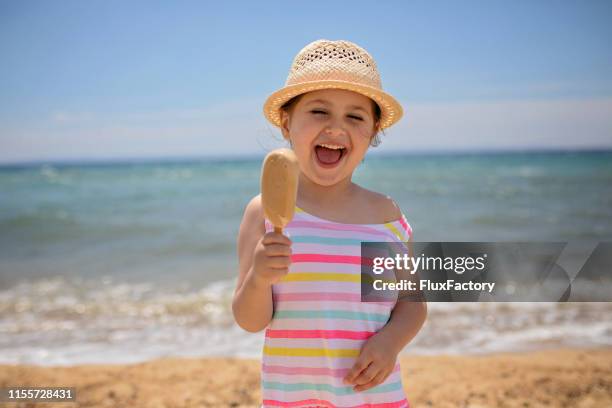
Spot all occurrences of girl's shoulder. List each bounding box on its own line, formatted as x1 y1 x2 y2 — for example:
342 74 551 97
357 186 412 239
357 186 402 224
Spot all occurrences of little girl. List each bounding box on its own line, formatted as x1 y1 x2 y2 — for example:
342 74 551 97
233 39 427 408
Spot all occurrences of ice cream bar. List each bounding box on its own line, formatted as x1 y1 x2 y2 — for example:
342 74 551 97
260 148 299 234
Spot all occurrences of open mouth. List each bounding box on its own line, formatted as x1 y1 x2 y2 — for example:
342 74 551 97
314 144 347 167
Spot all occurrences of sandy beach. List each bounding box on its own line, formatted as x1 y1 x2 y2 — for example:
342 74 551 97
0 347 610 407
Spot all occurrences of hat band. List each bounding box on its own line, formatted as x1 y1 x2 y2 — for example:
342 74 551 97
286 69 381 89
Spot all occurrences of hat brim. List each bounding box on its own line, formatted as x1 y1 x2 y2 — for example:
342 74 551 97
263 80 404 130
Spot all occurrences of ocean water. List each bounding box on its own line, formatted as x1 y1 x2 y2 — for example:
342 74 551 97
1 150 611 365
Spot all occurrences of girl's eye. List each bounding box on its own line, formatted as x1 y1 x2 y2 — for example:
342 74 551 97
310 110 362 121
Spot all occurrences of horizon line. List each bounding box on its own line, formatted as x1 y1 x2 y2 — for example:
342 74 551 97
1 146 611 168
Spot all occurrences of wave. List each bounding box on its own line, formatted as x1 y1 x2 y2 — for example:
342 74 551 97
0 276 611 365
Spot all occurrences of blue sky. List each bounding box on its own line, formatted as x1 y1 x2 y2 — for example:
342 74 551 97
1 0 611 163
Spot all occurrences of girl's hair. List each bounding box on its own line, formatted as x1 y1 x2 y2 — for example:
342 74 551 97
280 94 385 147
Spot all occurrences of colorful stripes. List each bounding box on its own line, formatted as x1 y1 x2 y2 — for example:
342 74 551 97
293 206 412 243
264 346 360 358
273 310 390 323
262 363 401 378
280 272 361 283
278 273 401 285
290 220 400 237
383 223 405 244
262 380 404 395
273 292 362 302
266 329 375 340
398 216 412 241
262 398 409 408
291 253 365 264
261 206 412 407
272 292 395 305
290 235 367 246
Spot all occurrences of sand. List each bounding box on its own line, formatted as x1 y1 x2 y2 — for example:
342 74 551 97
0 347 611 407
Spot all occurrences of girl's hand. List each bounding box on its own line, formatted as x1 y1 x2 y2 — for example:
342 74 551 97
343 332 399 392
251 231 292 286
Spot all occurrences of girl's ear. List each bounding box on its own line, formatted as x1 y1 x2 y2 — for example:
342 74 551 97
280 110 291 140
280 110 294 148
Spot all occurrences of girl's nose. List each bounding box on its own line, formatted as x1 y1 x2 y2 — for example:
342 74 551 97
324 124 347 137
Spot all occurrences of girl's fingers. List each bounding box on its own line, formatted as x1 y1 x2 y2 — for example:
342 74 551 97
268 256 291 268
343 358 372 384
265 243 292 256
262 232 292 246
351 362 379 385
353 368 389 392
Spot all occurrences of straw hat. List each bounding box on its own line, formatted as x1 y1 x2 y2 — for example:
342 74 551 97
263 39 404 130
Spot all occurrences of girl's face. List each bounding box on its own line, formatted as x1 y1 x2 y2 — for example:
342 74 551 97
280 88 378 187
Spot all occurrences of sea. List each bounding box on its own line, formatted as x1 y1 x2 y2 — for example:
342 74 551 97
1 149 611 366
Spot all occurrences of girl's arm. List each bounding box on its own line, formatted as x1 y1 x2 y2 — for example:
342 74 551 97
344 234 427 391
375 298 427 356
376 235 427 354
232 195 274 332
232 195 292 332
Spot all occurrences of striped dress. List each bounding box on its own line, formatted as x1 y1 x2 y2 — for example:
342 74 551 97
261 205 413 408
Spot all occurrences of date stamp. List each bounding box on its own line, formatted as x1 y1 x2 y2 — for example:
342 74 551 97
0 387 76 402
